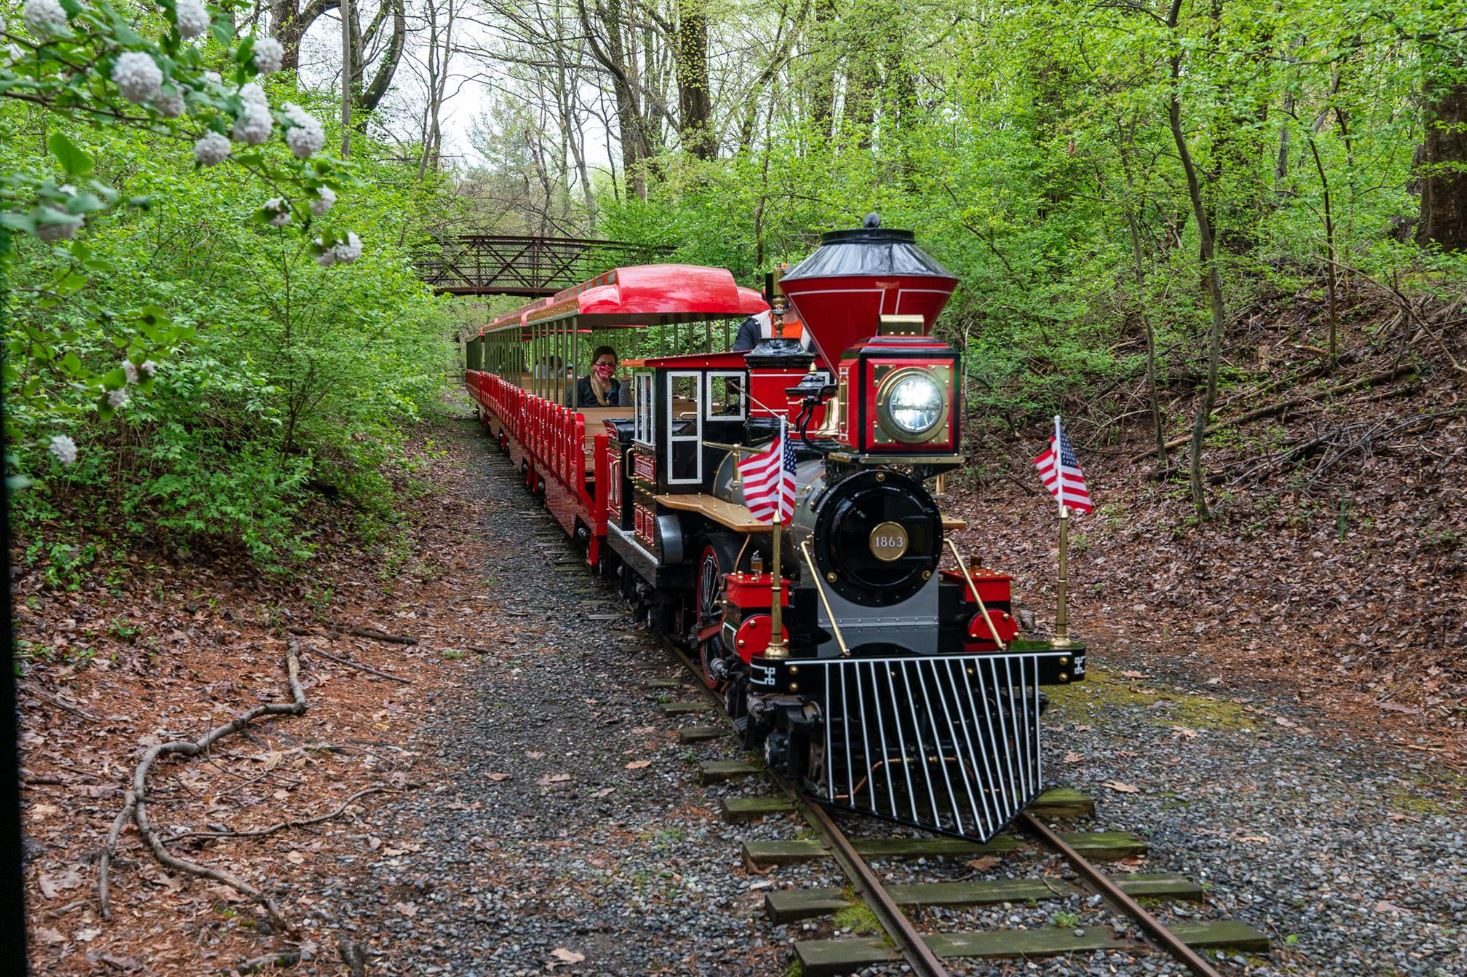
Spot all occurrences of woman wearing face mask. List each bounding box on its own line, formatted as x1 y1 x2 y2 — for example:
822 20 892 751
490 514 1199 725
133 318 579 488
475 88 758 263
574 346 625 407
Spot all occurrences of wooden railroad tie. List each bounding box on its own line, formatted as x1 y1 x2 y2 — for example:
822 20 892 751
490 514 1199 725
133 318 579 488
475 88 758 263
697 759 763 784
678 725 725 743
765 873 1204 922
658 700 715 715
741 831 1146 867
795 920 1270 976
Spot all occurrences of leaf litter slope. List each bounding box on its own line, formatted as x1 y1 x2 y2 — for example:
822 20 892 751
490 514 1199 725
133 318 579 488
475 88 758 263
950 307 1465 763
17 416 504 976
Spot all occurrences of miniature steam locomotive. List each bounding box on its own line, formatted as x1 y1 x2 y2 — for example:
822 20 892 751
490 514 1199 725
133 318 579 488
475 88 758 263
463 220 1085 842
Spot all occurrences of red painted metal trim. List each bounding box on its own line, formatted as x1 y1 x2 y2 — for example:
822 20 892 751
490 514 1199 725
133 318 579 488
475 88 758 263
641 352 750 369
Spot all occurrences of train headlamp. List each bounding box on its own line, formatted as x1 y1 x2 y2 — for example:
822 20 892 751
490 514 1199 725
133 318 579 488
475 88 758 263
877 369 946 441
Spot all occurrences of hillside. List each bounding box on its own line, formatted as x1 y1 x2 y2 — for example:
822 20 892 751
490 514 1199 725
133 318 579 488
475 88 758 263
950 291 1466 752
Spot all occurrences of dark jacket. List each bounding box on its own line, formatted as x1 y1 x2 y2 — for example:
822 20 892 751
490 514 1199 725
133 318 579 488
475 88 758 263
732 316 762 351
573 375 625 408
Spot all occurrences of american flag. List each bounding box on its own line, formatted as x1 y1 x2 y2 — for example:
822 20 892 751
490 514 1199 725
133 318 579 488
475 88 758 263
1034 417 1094 514
739 418 798 525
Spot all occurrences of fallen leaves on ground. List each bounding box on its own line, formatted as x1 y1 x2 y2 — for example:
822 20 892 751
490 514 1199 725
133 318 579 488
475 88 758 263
1103 781 1141 793
15 420 503 977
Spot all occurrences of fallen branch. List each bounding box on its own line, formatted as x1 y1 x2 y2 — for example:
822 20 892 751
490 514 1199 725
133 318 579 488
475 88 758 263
1132 365 1417 462
1304 408 1464 485
303 646 412 685
236 949 302 974
99 640 308 928
20 681 99 721
326 622 418 646
171 785 396 843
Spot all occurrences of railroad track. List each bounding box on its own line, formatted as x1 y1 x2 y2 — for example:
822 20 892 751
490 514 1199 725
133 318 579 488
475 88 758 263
651 645 1270 977
510 485 1269 975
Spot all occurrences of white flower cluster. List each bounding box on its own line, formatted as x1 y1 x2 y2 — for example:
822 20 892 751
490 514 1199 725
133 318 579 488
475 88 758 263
281 103 325 159
107 388 129 409
204 70 222 84
254 36 284 74
264 197 291 227
152 87 185 118
123 360 139 384
194 131 231 165
316 231 362 267
174 0 210 39
232 82 272 145
310 186 336 217
112 52 163 104
22 0 68 36
141 360 157 378
37 214 83 242
48 435 78 465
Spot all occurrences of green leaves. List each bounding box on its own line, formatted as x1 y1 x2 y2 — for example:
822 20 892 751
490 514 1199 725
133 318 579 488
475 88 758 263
47 132 93 178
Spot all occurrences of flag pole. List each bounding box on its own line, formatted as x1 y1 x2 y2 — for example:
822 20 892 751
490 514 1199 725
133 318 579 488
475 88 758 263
1053 414 1071 648
765 418 789 660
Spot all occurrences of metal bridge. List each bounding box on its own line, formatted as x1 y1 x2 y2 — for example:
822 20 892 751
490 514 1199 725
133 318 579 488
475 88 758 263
416 235 676 297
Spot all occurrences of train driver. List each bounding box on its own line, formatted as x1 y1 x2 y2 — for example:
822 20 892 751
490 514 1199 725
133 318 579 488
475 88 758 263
572 346 628 407
732 308 813 352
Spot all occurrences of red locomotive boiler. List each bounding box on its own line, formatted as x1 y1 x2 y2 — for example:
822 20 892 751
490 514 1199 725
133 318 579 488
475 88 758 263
464 218 1085 842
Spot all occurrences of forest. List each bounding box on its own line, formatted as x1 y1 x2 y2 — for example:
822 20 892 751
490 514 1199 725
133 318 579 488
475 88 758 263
4 0 1464 560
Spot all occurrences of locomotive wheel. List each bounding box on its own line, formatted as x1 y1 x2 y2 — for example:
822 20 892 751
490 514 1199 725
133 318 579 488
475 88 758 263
694 536 737 690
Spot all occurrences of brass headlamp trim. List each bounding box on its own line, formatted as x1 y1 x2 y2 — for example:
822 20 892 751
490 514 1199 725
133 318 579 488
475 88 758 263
873 365 951 445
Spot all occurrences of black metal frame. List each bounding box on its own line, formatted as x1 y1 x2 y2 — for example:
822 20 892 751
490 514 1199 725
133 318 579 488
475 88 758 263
417 235 675 296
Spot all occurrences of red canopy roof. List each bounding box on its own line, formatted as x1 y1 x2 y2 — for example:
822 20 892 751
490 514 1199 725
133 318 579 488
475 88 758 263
482 265 766 334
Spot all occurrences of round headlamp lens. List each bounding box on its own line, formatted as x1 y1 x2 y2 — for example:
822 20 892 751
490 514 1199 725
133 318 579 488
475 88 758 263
884 372 945 437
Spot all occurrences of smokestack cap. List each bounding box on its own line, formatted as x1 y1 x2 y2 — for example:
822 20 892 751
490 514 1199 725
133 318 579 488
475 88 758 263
782 223 955 281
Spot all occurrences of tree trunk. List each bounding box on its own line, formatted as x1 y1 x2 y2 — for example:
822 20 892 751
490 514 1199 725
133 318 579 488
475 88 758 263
1417 75 1467 251
807 0 837 140
579 0 652 199
355 0 406 115
273 0 337 73
1167 0 1227 517
673 0 714 159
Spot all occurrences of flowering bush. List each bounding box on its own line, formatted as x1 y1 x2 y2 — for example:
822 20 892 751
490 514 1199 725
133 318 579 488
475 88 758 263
1 0 359 472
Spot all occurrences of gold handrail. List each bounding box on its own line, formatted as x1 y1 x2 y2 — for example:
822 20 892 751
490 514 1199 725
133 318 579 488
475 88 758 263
944 538 1008 652
799 538 851 657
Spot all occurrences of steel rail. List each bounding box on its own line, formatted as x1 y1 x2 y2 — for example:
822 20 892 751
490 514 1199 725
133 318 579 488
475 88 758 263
659 641 950 977
782 782 952 977
1017 812 1226 977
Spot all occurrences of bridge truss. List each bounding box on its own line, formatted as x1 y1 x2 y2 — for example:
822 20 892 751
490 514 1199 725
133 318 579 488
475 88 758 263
417 235 676 297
